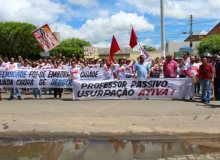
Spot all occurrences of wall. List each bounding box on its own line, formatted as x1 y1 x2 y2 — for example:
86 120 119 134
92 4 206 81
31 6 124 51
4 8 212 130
99 55 130 61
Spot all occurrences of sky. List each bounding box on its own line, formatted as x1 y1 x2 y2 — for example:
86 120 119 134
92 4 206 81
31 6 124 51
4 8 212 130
1 0 220 50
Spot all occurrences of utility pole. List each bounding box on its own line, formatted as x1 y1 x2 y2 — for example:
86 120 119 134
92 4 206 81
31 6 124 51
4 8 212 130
166 41 169 54
190 15 193 48
160 0 165 57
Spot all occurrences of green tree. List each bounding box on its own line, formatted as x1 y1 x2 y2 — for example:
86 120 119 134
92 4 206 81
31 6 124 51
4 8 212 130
0 22 43 60
143 45 156 51
49 38 91 59
197 34 220 57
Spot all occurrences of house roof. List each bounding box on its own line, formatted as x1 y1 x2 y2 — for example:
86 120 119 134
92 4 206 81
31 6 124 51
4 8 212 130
98 47 133 55
184 22 220 41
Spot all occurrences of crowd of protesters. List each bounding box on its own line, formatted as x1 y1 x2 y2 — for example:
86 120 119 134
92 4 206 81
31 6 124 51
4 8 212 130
0 51 220 103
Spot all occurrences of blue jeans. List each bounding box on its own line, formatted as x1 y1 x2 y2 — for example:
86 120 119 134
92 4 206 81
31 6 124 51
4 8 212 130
10 88 21 98
44 88 52 94
201 79 212 102
33 88 42 98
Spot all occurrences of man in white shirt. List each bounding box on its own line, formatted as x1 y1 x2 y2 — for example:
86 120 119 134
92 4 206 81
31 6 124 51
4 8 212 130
184 56 199 100
115 59 126 80
6 58 22 100
179 51 190 78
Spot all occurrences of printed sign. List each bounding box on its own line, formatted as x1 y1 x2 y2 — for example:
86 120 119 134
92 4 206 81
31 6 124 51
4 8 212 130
33 24 59 52
84 47 98 58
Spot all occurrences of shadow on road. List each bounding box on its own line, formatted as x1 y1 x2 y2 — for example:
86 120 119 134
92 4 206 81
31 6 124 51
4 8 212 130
196 104 220 108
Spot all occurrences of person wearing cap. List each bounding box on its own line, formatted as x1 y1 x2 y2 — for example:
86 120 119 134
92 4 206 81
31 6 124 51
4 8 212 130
91 58 99 68
184 56 199 101
199 57 214 104
163 54 177 78
133 55 150 79
179 51 190 78
103 61 115 80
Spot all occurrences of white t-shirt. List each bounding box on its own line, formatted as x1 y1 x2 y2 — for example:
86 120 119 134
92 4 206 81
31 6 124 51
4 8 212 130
5 63 19 70
41 64 53 69
91 64 100 68
116 66 126 79
20 65 32 70
184 62 199 78
32 66 40 70
2 61 9 67
70 67 81 80
103 68 114 80
180 58 190 75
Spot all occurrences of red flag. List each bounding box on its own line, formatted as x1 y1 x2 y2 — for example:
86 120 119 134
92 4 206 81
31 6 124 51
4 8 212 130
109 35 120 61
129 27 138 48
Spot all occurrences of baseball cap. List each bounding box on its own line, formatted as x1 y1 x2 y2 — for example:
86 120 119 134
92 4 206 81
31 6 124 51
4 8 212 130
107 61 111 65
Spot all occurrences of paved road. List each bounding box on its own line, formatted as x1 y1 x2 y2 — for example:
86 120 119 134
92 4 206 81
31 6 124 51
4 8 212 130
0 91 220 139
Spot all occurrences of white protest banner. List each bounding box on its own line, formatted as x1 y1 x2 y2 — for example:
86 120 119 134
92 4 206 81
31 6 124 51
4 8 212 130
0 69 72 88
79 68 103 80
72 78 191 100
0 68 104 88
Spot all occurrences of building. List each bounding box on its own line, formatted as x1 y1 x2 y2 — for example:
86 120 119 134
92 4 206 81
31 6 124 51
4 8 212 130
166 41 200 55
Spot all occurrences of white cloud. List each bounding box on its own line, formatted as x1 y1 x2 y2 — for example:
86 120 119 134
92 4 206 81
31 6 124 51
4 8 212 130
124 0 220 19
50 11 155 48
67 0 99 8
98 10 109 18
0 0 72 25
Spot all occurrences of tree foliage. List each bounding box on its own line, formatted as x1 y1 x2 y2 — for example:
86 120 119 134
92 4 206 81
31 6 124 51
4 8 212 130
143 45 156 51
197 34 220 56
0 22 43 60
49 38 91 59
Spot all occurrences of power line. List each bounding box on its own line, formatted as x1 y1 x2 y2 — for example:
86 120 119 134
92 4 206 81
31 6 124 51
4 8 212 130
193 19 220 24
136 18 188 36
171 22 189 40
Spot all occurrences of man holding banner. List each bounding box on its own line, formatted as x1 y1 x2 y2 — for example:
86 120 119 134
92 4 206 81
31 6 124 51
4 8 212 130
5 58 22 100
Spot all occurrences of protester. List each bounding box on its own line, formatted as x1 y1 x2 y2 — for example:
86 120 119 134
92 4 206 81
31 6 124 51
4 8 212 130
5 58 22 100
100 59 107 68
53 63 66 100
115 59 126 80
212 55 217 100
103 61 115 80
133 55 150 79
179 51 190 78
214 55 220 100
199 58 214 104
150 59 162 78
163 55 177 78
195 56 202 95
184 56 199 101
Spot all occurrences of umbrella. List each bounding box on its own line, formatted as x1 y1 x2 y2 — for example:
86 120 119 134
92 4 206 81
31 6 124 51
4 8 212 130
201 52 213 57
179 46 193 51
175 50 193 59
